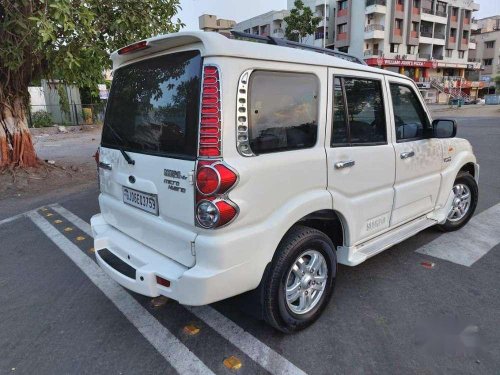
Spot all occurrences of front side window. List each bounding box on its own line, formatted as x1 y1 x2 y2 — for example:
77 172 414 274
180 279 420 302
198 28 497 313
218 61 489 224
331 77 386 146
248 71 319 155
389 83 430 141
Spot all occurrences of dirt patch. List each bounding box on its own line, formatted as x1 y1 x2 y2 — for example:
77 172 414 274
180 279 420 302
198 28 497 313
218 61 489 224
0 125 101 201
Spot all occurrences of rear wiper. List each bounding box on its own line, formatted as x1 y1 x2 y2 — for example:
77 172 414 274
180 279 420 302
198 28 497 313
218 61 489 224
105 124 135 165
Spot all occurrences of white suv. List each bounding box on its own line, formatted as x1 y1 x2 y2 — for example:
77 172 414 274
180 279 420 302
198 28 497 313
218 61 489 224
91 31 479 332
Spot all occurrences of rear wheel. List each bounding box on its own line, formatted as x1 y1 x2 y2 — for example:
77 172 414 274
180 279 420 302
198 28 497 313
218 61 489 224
263 225 337 333
437 172 478 232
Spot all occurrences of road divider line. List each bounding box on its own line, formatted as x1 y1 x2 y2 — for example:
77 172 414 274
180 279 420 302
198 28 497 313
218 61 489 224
28 211 214 375
417 203 500 266
187 305 307 375
53 204 307 375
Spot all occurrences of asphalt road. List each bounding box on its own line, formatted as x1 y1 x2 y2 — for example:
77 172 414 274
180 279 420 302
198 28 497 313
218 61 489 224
1 115 499 375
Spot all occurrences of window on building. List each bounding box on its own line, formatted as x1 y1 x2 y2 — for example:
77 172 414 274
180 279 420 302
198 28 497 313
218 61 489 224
407 45 416 54
248 71 319 155
412 22 419 31
338 0 348 10
337 23 347 33
389 84 431 141
445 49 453 57
414 0 421 8
390 43 400 53
397 0 403 4
395 19 403 29
483 59 493 66
450 28 456 37
452 7 458 16
485 41 495 48
331 77 386 146
458 51 464 58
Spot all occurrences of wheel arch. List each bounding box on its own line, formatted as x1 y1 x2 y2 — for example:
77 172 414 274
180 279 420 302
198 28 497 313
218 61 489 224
459 162 476 179
283 209 348 250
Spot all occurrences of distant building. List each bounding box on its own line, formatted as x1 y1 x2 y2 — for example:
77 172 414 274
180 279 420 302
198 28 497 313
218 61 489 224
469 16 500 94
199 14 236 33
233 10 290 40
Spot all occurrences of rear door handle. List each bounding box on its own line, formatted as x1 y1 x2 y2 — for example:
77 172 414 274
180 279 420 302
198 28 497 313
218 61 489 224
400 151 415 159
334 160 355 169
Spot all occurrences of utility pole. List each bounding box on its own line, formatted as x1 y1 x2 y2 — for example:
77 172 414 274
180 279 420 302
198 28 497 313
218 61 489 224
323 0 327 48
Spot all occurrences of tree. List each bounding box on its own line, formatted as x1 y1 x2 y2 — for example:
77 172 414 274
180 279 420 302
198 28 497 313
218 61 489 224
0 0 183 168
494 75 500 94
284 0 321 43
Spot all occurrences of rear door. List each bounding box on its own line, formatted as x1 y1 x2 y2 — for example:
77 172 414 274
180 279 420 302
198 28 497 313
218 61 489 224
386 77 442 226
98 50 202 267
326 69 396 245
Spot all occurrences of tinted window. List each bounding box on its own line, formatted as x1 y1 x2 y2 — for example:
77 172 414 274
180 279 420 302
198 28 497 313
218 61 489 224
389 83 430 141
331 77 386 146
102 50 202 159
248 71 319 154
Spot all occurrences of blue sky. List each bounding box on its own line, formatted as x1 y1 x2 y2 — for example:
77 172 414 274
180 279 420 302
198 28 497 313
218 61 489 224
178 0 500 31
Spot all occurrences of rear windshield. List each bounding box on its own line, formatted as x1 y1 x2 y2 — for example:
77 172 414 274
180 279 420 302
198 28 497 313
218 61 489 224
102 50 202 160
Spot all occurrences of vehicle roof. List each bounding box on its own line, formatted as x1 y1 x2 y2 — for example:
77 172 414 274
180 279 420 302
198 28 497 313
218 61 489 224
111 31 407 80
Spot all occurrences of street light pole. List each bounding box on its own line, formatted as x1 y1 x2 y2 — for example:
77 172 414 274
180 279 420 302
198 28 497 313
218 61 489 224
323 0 327 48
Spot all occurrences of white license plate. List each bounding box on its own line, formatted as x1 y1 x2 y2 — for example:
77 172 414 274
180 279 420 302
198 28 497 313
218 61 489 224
122 187 158 215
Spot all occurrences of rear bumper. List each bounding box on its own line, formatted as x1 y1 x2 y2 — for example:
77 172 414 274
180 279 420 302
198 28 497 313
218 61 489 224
91 214 264 305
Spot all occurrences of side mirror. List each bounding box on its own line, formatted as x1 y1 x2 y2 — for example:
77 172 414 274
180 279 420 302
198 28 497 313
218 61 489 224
432 119 457 138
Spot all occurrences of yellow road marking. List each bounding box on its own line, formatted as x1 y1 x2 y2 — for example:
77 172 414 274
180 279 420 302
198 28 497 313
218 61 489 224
223 356 242 370
64 227 73 232
183 324 200 336
54 219 62 224
88 247 95 253
76 236 86 241
45 213 53 217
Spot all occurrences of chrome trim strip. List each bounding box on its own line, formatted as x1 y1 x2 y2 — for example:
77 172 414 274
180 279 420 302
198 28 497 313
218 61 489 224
236 69 255 157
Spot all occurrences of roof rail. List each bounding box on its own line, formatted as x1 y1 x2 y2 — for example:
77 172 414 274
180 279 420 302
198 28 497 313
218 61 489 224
230 30 366 65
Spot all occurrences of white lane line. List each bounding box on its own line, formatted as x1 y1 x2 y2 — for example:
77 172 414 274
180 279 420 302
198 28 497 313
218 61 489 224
53 204 307 375
0 203 58 227
417 203 500 266
52 205 93 236
28 211 214 375
187 306 307 375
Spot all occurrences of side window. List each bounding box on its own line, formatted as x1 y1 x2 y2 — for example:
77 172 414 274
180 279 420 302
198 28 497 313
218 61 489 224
331 77 386 146
389 83 430 141
248 71 319 155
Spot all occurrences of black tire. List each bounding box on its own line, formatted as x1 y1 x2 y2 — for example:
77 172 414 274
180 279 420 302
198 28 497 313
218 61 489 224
436 172 478 232
262 225 337 333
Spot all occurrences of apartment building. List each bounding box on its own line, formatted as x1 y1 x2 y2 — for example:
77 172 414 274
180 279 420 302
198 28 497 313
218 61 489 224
469 16 500 92
232 10 289 40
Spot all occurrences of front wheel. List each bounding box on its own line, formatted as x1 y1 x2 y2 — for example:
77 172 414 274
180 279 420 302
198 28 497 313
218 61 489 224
437 172 478 232
262 225 337 333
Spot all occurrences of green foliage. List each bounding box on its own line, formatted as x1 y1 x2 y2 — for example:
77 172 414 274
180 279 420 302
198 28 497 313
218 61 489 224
57 84 70 116
31 110 53 128
284 0 321 43
0 0 184 106
494 75 500 93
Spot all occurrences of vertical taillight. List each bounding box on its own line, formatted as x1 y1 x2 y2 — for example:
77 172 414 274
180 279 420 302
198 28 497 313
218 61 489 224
199 66 221 158
195 65 239 229
195 161 238 229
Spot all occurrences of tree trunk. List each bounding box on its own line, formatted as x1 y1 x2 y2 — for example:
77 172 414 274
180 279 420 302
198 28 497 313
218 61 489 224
0 97 38 168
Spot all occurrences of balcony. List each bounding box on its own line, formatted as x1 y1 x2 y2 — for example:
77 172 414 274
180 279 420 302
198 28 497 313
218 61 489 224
337 32 348 41
422 7 433 15
364 24 385 39
364 49 383 56
365 0 386 14
338 8 348 17
436 10 447 17
420 30 432 38
468 57 480 62
434 32 445 39
433 54 443 60
418 53 431 59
